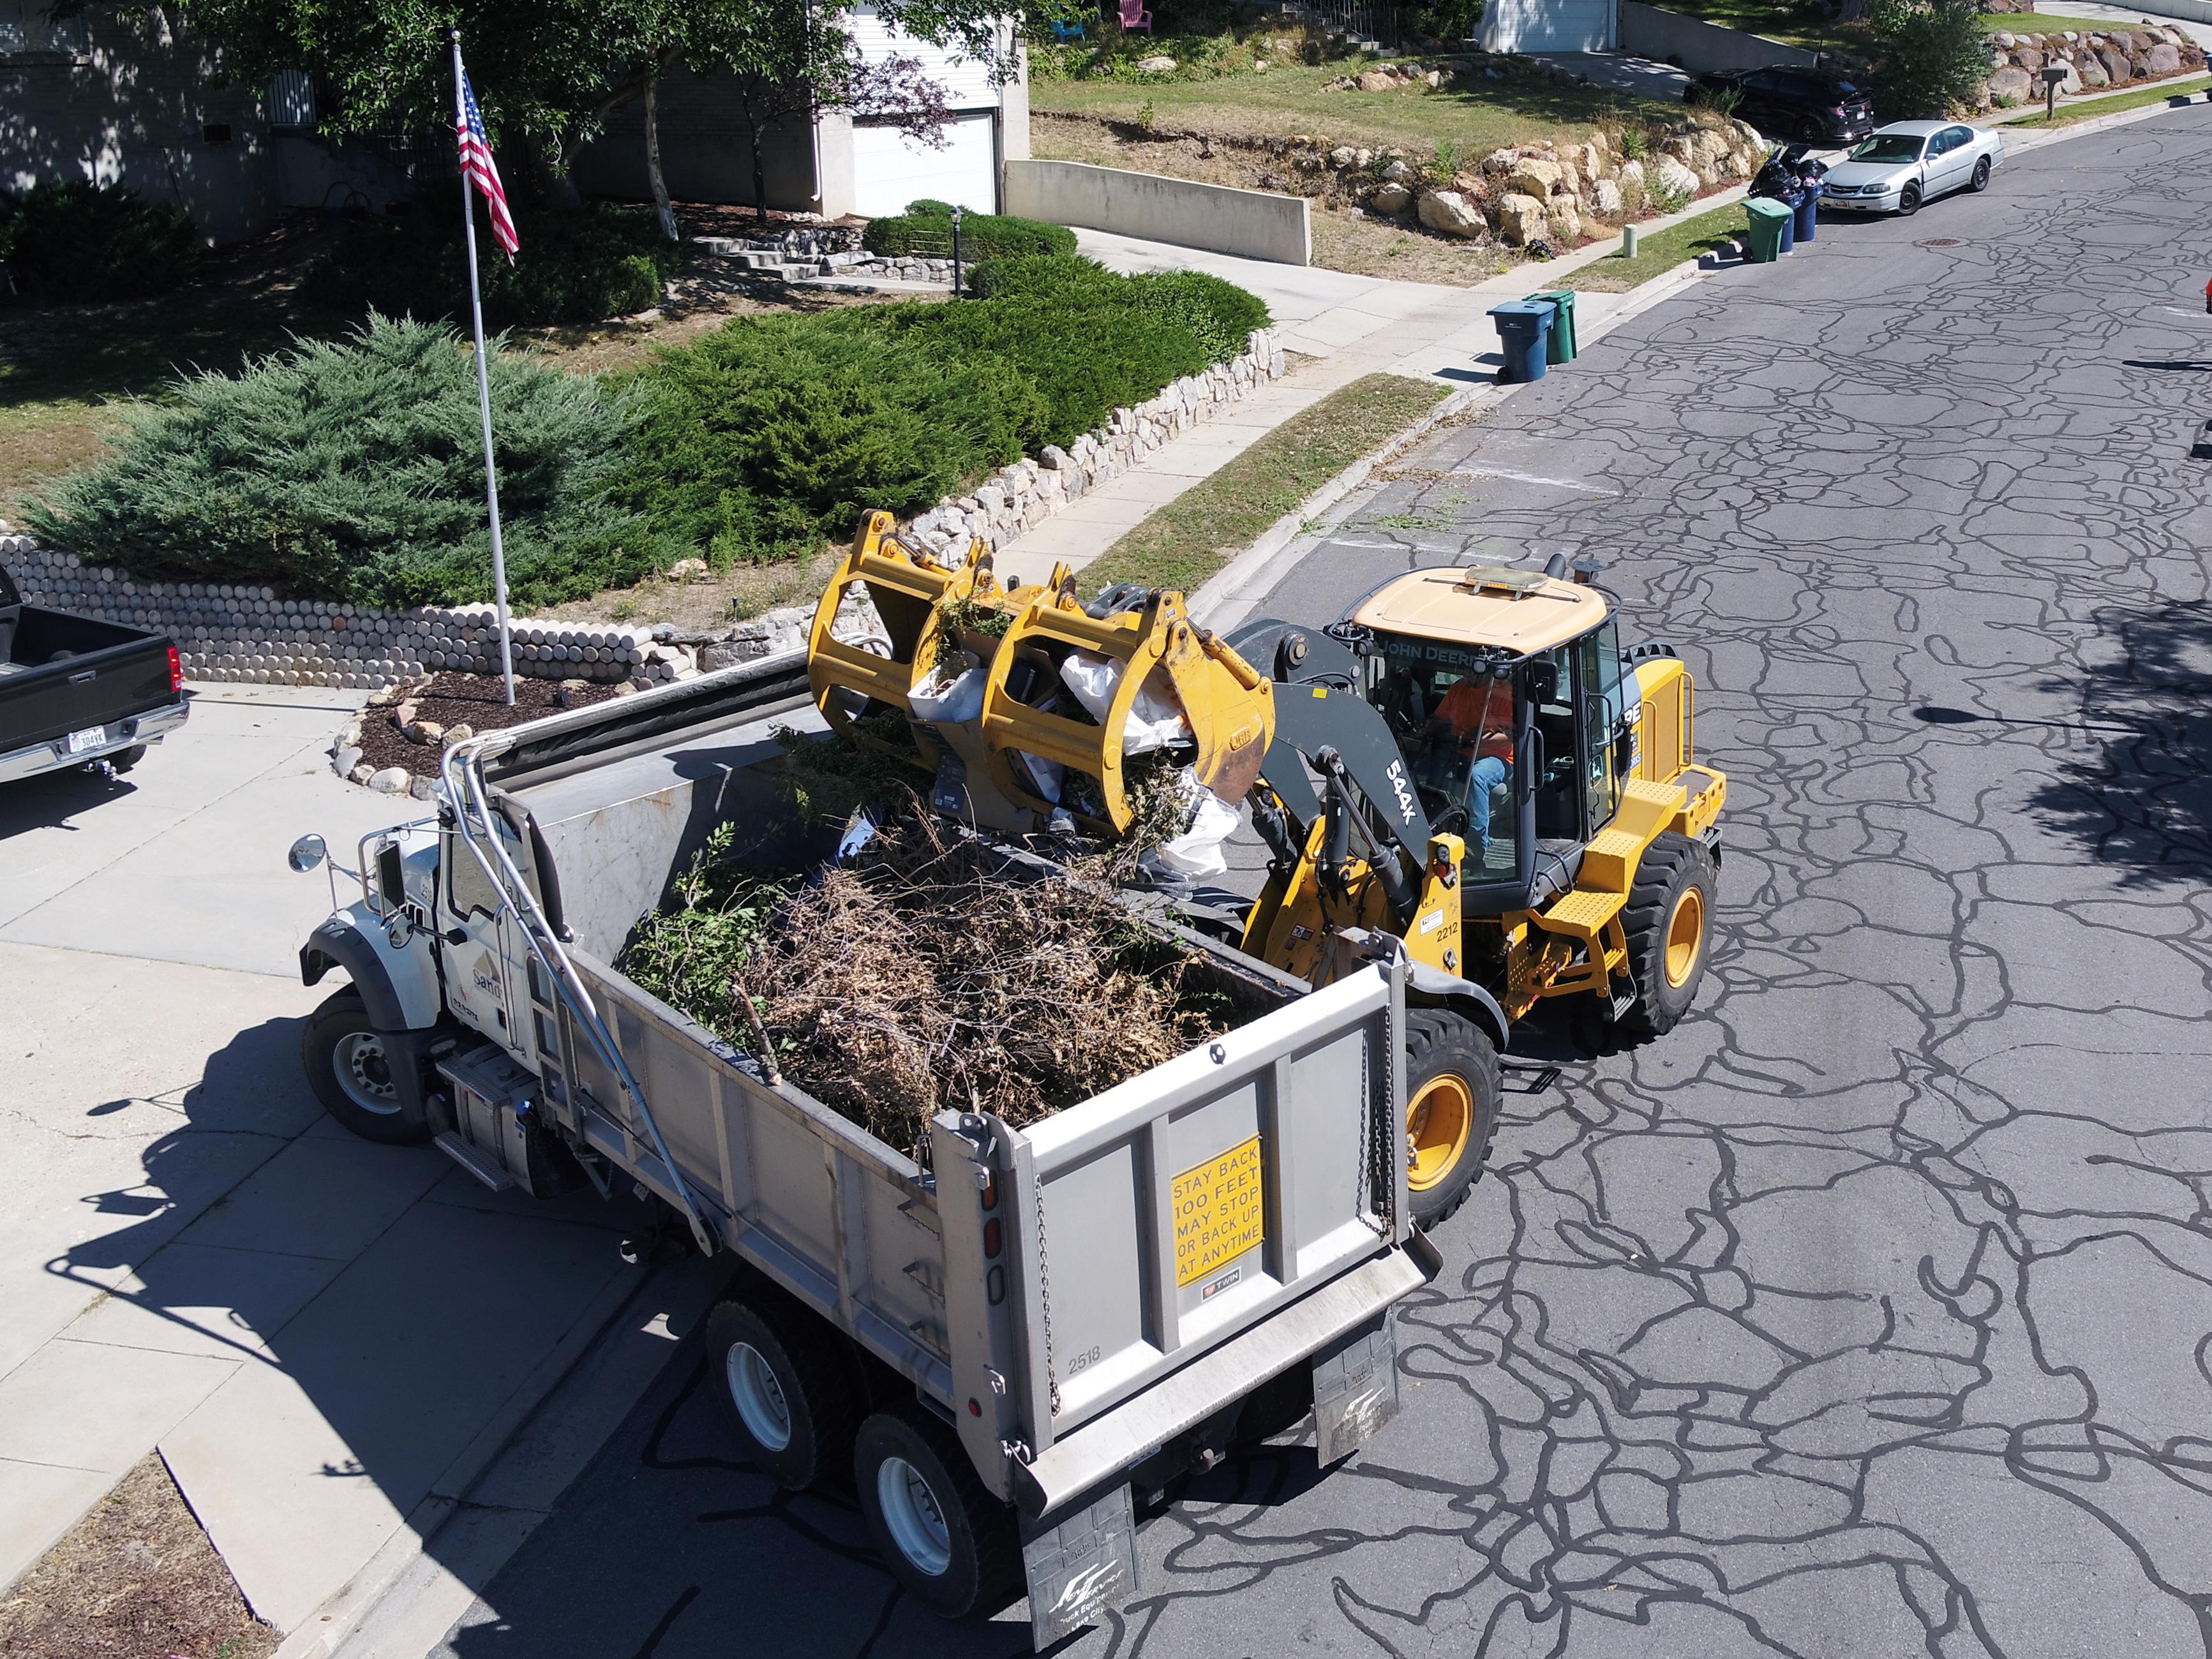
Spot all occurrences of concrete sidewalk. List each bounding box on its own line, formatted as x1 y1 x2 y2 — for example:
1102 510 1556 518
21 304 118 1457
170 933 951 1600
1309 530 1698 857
997 195 1751 586
0 685 661 1639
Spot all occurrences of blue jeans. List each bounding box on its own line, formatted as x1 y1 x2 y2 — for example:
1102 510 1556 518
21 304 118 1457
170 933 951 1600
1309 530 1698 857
1467 754 1507 852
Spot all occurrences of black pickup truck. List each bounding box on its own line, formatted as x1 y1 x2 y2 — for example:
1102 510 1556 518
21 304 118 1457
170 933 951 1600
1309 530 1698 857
1 562 189 784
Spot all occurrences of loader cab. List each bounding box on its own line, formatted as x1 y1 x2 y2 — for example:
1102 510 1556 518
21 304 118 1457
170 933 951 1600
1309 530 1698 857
1350 567 1626 916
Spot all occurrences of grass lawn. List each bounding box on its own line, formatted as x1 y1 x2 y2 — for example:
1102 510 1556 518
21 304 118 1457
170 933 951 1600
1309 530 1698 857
1999 72 2212 124
1653 0 2142 50
1554 201 1747 292
1029 63 1673 161
1974 11 2145 30
1079 373 1451 598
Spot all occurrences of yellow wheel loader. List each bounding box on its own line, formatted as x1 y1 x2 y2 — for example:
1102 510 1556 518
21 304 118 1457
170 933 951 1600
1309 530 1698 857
808 517 1726 1228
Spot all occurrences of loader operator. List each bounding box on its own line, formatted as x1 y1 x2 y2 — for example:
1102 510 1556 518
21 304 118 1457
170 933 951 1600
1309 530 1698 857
1433 668 1514 856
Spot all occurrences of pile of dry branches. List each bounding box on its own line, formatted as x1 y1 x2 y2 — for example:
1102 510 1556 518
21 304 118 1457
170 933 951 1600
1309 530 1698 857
661 814 1230 1152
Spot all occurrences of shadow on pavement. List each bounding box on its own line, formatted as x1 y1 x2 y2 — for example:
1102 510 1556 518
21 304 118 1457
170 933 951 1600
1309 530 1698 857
0 764 137 838
2028 600 2212 886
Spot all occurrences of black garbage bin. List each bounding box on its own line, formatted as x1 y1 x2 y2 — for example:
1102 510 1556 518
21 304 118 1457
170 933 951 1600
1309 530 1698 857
1489 299 1553 383
1792 188 1818 244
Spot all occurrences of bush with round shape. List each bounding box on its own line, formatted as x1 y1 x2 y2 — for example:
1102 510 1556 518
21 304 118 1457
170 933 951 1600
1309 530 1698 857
862 209 1076 260
28 315 668 609
0 180 202 304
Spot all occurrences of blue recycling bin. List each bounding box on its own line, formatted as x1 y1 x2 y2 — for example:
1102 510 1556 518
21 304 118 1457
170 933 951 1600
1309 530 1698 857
1774 195 1797 255
1489 299 1553 384
1792 188 1818 244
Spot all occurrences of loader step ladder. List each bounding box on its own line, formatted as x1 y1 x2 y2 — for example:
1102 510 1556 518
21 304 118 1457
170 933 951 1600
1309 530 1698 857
440 729 719 1257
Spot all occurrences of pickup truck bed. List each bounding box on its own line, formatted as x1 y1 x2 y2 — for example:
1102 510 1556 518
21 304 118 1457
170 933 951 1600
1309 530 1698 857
1 563 188 783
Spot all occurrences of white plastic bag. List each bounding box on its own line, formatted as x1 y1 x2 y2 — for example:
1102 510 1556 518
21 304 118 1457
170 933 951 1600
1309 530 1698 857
1151 771 1244 879
1058 650 1192 754
908 658 987 726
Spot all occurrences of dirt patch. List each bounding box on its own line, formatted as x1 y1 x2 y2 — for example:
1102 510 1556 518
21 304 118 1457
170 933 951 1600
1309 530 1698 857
353 669 619 775
0 1452 278 1659
544 552 841 632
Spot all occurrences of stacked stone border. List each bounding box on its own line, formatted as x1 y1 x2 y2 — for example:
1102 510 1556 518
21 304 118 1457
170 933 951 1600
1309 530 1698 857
0 325 1285 695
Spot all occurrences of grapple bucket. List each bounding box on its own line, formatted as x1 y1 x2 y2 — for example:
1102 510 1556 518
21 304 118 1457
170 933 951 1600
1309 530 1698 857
978 586 1274 832
805 512 973 738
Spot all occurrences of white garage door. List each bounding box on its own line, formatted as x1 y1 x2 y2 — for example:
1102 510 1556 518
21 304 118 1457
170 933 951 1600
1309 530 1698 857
1479 0 1617 54
852 113 998 219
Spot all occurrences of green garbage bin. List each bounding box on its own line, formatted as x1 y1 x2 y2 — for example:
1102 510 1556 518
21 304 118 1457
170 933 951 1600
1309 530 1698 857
1523 288 1578 364
1743 198 1793 265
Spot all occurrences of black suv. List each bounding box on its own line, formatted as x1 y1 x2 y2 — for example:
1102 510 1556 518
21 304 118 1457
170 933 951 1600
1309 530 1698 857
1687 66 1874 145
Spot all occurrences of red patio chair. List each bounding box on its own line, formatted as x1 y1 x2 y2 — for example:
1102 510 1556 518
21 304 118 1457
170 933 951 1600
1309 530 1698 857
1117 0 1151 33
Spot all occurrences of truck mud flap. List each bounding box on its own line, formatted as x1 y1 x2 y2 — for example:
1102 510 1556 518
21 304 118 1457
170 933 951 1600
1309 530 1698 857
1313 1311 1401 1466
1020 1482 1139 1649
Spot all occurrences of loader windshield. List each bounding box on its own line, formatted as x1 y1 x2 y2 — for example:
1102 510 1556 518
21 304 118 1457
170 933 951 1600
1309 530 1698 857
1363 634 1520 878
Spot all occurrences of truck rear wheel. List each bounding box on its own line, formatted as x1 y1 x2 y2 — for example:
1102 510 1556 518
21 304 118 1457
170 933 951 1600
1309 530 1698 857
705 1293 860 1491
1620 831 1716 1039
301 989 430 1145
853 1404 1020 1618
1403 1008 1500 1231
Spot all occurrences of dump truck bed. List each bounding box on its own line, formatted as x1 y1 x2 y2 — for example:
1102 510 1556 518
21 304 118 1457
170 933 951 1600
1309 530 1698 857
473 658 1433 1508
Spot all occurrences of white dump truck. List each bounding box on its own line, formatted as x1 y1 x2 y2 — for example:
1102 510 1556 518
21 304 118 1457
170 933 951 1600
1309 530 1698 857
287 653 1442 1647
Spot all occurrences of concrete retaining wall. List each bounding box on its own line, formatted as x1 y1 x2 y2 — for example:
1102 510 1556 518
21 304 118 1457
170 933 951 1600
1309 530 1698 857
1619 1 1817 73
1003 159 1311 265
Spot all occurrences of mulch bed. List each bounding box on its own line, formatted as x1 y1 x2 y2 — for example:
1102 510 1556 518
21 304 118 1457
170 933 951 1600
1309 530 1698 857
0 1453 278 1659
353 669 620 777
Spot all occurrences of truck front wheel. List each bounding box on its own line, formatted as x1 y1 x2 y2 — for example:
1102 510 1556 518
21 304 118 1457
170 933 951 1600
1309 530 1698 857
853 1404 1020 1618
302 990 430 1144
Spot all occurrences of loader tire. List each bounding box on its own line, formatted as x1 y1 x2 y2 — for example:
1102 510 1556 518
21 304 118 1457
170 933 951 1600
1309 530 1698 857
302 989 430 1145
854 1403 1022 1618
706 1292 862 1492
1620 831 1716 1039
1403 1008 1500 1231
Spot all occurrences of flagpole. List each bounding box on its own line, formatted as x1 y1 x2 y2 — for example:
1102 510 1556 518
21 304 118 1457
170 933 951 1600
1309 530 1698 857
452 29 516 706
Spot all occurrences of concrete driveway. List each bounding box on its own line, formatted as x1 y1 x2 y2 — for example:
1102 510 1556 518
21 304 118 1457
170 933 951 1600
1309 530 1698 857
408 104 2212 1659
0 682 678 1640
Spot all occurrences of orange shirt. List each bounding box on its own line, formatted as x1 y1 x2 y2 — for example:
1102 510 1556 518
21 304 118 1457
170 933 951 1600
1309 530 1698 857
1435 676 1514 763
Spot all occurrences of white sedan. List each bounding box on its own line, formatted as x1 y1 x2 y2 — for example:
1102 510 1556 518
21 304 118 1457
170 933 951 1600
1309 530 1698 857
1819 120 2003 216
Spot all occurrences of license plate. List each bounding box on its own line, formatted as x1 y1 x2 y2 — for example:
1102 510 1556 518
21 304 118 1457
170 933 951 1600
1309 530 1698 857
64 725 106 755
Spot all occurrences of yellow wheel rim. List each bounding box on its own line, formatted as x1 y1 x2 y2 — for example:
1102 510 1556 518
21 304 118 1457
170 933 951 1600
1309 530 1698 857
1664 885 1705 988
1407 1074 1474 1192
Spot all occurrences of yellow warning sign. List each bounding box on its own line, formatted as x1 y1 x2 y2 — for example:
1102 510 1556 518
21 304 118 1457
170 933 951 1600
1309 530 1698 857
1172 1135 1266 1288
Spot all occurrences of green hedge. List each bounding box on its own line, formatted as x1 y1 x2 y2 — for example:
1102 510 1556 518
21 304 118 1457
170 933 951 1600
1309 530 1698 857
0 181 203 304
301 203 690 328
620 254 1267 567
27 316 666 609
862 205 1076 259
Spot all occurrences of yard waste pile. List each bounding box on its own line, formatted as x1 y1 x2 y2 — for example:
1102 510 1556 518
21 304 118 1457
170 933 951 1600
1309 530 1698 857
620 812 1240 1154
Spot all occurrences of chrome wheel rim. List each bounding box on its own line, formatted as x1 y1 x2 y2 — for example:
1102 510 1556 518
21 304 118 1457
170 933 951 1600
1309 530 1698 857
877 1455 953 1576
331 1031 399 1115
724 1342 793 1452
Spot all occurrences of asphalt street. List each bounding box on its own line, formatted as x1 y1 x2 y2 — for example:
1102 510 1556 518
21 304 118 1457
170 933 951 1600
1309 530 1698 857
425 109 2212 1659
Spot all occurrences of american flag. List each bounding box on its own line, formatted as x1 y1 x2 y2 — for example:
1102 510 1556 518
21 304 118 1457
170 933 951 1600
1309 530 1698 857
454 58 518 258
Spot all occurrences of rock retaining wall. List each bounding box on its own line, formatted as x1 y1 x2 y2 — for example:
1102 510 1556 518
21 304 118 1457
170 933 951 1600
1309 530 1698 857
0 327 1286 694
1982 21 2204 105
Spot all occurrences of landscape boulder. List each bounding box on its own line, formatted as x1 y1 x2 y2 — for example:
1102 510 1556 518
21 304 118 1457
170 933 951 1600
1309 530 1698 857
1494 191 1549 246
1989 64 2033 101
1382 158 1416 184
1590 177 1624 217
1331 145 1359 167
2079 56 2111 87
1548 195 1583 244
1508 158 1564 197
1372 181 1414 214
1417 188 1490 238
2150 41 2183 73
1356 68 1398 91
2098 47 2131 81
1481 146 1521 174
1651 154 1701 207
1135 55 1177 71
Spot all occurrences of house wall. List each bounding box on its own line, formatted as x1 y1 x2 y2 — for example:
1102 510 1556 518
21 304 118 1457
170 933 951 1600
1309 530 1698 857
1004 160 1311 264
569 66 823 212
1617 1 1817 71
0 0 275 244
